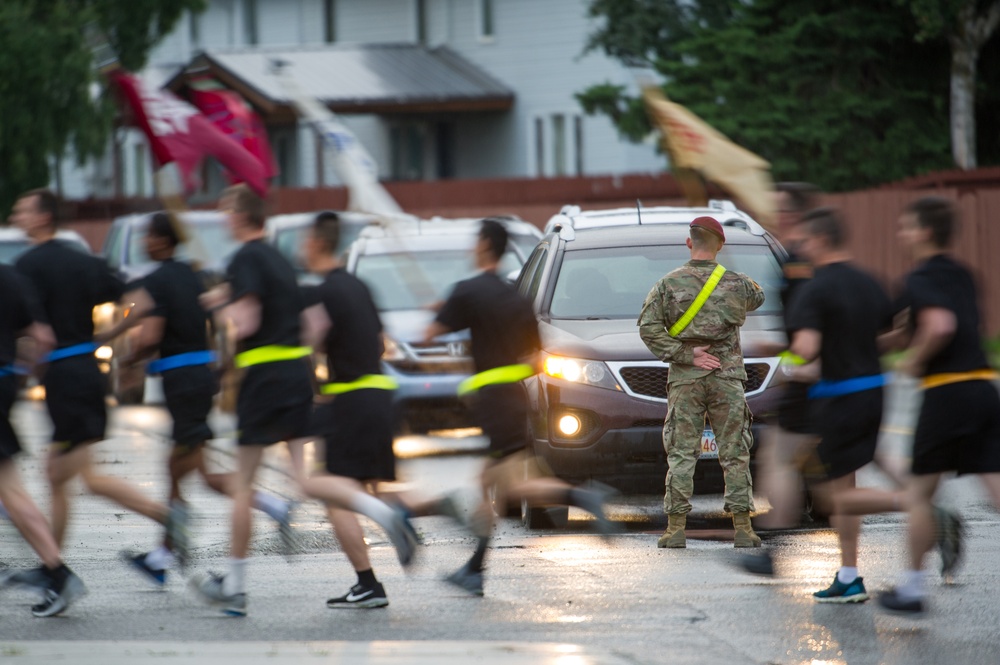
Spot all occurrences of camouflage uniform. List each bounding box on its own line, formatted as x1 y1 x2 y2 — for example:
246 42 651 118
638 259 765 517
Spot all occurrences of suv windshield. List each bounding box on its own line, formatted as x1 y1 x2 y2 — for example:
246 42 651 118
0 241 29 264
128 223 239 267
275 223 369 273
357 250 522 311
549 244 782 319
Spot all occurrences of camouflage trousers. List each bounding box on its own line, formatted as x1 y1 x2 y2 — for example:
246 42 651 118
662 376 755 515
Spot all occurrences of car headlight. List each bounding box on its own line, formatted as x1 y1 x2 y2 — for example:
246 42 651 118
542 355 620 390
382 336 406 362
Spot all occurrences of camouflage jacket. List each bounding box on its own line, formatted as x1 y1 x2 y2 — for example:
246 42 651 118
637 259 764 383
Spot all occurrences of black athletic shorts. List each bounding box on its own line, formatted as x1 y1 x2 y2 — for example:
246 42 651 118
912 380 1000 475
813 387 883 480
0 375 21 462
475 383 529 459
44 355 107 450
314 388 396 481
777 381 815 434
237 359 313 446
162 364 217 450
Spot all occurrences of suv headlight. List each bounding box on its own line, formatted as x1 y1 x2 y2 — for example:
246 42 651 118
542 354 620 391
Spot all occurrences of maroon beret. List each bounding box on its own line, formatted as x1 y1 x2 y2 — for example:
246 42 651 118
690 216 725 242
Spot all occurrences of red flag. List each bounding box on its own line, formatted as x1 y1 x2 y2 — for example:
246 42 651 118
109 71 269 197
187 80 278 181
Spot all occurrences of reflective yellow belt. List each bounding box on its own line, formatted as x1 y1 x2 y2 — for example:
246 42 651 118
457 363 535 396
321 374 399 395
668 264 727 337
921 369 999 390
234 345 312 369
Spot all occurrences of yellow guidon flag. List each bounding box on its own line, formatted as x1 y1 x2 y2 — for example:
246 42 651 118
642 87 777 234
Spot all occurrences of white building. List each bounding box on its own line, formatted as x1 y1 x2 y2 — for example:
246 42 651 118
59 0 662 199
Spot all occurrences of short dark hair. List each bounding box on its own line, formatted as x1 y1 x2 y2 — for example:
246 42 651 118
148 212 181 247
776 182 820 213
23 188 61 225
689 225 722 250
906 196 955 248
312 210 340 251
223 184 266 229
801 206 847 248
479 218 508 260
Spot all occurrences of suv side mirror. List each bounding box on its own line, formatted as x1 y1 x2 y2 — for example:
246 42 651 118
505 269 521 284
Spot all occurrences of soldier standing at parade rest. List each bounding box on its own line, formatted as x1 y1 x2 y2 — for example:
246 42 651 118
10 189 187 613
0 264 86 617
638 216 765 549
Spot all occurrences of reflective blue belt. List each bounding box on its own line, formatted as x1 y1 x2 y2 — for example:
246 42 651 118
0 364 27 377
46 343 97 363
147 350 217 375
808 373 888 399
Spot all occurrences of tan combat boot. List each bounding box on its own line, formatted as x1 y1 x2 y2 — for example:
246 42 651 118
657 514 686 548
732 512 762 548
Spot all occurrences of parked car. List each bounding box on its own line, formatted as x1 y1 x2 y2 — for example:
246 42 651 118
517 205 787 527
346 216 542 433
0 227 91 264
97 211 238 404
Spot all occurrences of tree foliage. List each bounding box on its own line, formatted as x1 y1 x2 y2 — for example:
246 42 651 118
579 0 960 191
0 0 204 216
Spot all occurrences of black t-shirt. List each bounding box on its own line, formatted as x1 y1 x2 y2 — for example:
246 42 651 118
0 265 37 365
781 249 812 328
16 239 124 347
896 254 988 376
226 239 302 352
787 261 890 381
141 259 210 358
310 268 383 383
435 271 540 373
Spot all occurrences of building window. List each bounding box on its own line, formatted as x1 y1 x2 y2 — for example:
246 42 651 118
414 0 427 45
479 0 495 40
534 117 545 177
574 115 584 175
243 0 258 45
324 0 336 43
552 114 566 177
134 143 147 196
391 123 425 181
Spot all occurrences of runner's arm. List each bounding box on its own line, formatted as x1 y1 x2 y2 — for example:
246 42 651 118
898 307 956 377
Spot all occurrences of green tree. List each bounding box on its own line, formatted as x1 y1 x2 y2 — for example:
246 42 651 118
579 0 954 191
901 0 1000 168
0 0 204 216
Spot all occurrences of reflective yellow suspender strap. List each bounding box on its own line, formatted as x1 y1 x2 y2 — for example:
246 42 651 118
457 363 535 397
668 264 727 337
234 345 313 369
320 374 399 395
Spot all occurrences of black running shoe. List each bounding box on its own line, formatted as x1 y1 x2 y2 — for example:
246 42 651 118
933 506 963 580
2 566 49 593
120 550 167 587
444 564 484 596
877 588 926 616
30 571 87 618
739 550 775 577
326 582 389 609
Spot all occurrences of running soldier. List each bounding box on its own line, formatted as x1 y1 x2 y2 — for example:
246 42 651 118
296 212 420 608
424 219 612 596
639 216 765 549
10 189 188 588
783 208 891 603
190 185 316 616
878 197 1000 615
0 264 86 617
106 213 297 585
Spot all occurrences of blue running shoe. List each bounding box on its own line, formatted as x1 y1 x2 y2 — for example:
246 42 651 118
813 574 869 603
121 550 167 587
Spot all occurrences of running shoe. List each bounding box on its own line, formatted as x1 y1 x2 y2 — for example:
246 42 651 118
444 564 484 596
2 566 49 593
386 507 419 568
877 588 927 617
189 572 247 617
575 481 620 537
933 506 964 580
326 582 389 609
813 575 869 603
739 550 775 577
437 494 467 526
276 501 302 557
31 571 87 618
166 501 191 570
120 550 167 587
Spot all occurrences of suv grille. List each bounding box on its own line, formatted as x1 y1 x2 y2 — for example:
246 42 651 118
619 363 771 399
